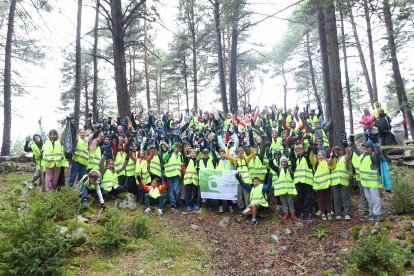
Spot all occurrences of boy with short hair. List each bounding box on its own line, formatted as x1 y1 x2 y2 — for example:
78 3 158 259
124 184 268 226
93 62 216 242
78 169 105 209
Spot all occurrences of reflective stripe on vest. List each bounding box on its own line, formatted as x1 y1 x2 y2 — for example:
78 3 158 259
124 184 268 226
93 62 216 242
359 154 381 188
125 153 136 177
149 186 161 199
164 153 182 178
88 147 101 170
184 159 199 185
216 159 232 171
72 139 89 165
248 156 266 181
293 157 313 185
136 159 151 184
313 161 331 190
149 155 162 177
274 168 297 196
331 156 349 186
352 153 360 181
42 139 64 168
270 138 284 152
199 158 214 170
100 169 119 191
250 184 268 207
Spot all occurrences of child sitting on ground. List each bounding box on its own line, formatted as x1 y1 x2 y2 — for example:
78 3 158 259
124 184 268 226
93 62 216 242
141 177 169 216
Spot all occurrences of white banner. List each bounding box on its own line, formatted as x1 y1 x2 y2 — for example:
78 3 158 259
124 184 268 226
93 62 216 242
199 168 238 200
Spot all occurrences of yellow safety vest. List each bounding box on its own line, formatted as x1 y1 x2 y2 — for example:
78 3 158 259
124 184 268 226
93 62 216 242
248 156 266 181
359 154 381 188
164 152 183 178
72 139 89 165
135 159 151 184
274 168 297 196
149 155 162 177
216 159 232 171
250 184 268 207
268 159 279 186
293 156 313 185
331 156 349 186
313 160 331 190
183 159 199 185
352 153 360 181
149 186 161 199
308 114 319 128
199 158 214 169
100 169 119 191
31 144 42 170
270 138 284 152
88 147 101 170
42 139 65 168
125 152 136 177
236 158 250 184
114 152 126 176
314 129 329 147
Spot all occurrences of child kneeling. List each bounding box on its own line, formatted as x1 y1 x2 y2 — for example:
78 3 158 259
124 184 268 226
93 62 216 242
141 178 168 216
237 174 272 228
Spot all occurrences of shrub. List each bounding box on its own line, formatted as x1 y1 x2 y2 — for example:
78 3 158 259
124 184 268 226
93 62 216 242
391 167 414 214
95 207 127 250
0 199 68 275
312 225 330 239
344 233 411 275
131 216 150 239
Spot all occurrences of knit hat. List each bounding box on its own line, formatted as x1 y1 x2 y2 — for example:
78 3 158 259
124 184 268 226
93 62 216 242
280 156 288 164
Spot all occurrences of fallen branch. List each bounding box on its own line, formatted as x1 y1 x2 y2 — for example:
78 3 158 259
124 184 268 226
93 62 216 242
285 258 307 274
91 208 104 225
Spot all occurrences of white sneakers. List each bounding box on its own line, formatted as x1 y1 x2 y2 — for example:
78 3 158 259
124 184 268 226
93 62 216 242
219 206 224 213
144 207 151 214
157 209 163 216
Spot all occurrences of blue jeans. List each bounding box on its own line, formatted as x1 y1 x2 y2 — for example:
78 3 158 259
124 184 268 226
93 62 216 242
167 175 181 207
69 161 87 187
145 193 166 209
81 185 91 202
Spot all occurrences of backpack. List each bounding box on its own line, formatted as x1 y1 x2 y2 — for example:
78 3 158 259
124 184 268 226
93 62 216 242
379 155 392 192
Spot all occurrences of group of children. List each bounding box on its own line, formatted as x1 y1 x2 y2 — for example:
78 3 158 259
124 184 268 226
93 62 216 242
23 104 386 227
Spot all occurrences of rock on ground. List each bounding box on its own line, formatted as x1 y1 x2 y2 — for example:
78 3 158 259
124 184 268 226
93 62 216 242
115 193 138 210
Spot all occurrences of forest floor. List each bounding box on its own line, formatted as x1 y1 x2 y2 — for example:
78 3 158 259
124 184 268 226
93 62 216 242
1 163 413 275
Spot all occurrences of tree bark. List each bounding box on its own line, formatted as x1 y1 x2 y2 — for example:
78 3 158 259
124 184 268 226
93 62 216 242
74 0 83 130
92 0 100 123
325 3 345 147
189 5 198 110
282 63 288 112
182 54 190 111
213 0 228 114
305 30 322 113
317 7 332 122
339 1 354 133
1 0 17 156
110 0 131 118
84 76 89 127
383 0 414 137
229 27 238 114
363 0 378 103
349 6 374 105
144 2 151 110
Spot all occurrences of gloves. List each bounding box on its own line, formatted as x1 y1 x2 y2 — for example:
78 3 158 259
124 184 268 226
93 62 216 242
100 203 106 210
349 135 355 143
235 172 242 182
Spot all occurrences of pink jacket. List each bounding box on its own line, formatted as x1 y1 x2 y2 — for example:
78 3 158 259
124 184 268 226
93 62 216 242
359 109 375 129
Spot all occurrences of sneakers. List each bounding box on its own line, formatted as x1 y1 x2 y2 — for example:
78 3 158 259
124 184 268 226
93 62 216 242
25 181 34 190
186 205 192 212
327 213 332 221
336 215 342 220
307 214 313 222
229 205 234 213
144 207 151 214
251 219 258 228
290 214 299 221
219 206 224 213
299 213 304 220
157 209 163 216
321 214 327 221
282 213 289 220
374 215 383 222
368 214 375 221
82 200 88 209
194 203 200 210
344 215 351 221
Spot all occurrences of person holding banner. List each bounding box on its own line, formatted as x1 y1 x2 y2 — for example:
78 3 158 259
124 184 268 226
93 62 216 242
213 148 235 213
163 143 184 213
236 174 272 228
226 147 257 212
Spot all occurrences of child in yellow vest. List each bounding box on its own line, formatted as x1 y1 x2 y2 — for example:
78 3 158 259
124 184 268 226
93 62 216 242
183 149 200 211
141 178 168 216
331 146 352 220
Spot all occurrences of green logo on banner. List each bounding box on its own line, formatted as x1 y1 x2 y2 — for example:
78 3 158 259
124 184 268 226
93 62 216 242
199 169 223 193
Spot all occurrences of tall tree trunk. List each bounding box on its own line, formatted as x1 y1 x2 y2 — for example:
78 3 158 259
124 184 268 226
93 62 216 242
229 27 238 114
84 76 89 127
339 1 354 133
383 0 414 136
213 0 228 114
282 63 288 112
305 30 322 112
325 3 345 147
1 0 17 156
92 0 100 123
144 4 151 111
317 7 332 122
74 0 83 130
110 0 131 117
188 2 198 110
349 6 374 105
182 55 190 111
363 0 378 102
